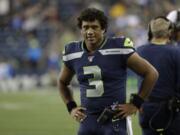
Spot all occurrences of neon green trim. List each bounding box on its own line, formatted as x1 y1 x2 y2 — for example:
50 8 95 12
99 38 107 49
124 38 134 47
81 37 107 51
81 41 84 51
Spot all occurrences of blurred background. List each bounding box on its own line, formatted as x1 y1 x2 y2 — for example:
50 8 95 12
0 0 179 90
0 0 179 135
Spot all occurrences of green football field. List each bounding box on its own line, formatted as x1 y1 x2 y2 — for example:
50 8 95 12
0 81 142 135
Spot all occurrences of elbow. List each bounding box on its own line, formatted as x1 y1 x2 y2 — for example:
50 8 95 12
57 74 68 88
58 77 70 90
57 76 62 88
142 65 159 83
151 67 159 82
58 79 68 89
142 66 159 80
145 66 159 85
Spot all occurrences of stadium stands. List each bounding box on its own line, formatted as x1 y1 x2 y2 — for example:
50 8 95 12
0 0 179 90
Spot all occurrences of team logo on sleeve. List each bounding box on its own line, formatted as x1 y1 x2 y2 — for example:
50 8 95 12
124 38 134 48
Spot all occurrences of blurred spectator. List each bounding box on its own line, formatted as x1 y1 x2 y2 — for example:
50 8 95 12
167 9 180 45
0 0 179 89
46 52 60 86
11 12 23 30
58 28 77 51
25 33 42 74
0 0 10 15
0 59 14 80
47 52 60 71
109 2 126 18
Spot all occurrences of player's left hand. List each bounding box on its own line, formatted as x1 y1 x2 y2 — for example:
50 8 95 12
71 106 87 122
114 103 138 119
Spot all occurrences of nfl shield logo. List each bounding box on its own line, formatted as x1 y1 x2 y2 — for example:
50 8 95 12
88 56 94 62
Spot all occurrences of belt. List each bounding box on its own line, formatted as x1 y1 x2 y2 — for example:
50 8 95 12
148 96 180 113
88 111 102 116
148 96 169 102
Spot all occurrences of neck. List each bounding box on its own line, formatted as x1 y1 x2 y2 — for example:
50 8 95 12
85 37 104 52
151 38 169 45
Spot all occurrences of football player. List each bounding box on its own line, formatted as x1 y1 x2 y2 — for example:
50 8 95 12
58 8 158 135
167 9 180 46
137 16 180 135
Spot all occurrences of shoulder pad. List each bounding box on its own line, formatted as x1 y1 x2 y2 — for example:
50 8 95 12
63 41 82 55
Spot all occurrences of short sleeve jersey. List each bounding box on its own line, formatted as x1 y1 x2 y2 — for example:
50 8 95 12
63 37 135 113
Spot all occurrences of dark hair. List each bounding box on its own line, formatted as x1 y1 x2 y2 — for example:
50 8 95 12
77 8 108 32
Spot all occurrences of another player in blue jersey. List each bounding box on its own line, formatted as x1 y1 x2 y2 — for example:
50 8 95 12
58 8 158 135
167 9 180 46
137 16 180 135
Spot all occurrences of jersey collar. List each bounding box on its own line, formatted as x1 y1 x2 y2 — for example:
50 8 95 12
81 37 107 52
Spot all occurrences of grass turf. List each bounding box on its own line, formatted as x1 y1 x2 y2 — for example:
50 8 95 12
0 86 141 135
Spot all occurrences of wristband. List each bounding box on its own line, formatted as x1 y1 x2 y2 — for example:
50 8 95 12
66 101 77 113
130 94 144 109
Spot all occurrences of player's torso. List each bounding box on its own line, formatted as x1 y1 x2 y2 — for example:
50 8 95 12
63 37 134 113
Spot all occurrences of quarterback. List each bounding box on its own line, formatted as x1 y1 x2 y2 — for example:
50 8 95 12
58 8 158 135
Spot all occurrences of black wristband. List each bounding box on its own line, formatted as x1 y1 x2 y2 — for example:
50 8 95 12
66 101 77 113
130 94 144 109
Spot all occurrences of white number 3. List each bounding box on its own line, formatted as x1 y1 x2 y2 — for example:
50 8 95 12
83 66 104 97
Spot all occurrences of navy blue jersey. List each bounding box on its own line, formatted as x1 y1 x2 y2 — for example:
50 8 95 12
63 37 135 114
137 43 180 99
178 41 180 47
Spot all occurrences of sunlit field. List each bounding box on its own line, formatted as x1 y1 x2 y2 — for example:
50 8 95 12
0 78 141 135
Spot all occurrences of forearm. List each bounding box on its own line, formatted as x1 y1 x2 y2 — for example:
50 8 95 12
127 53 158 109
58 79 78 113
58 80 74 104
138 69 158 100
129 71 158 110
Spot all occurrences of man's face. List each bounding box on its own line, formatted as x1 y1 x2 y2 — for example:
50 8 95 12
81 20 105 45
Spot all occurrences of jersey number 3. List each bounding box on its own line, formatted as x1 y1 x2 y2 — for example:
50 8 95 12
83 66 104 97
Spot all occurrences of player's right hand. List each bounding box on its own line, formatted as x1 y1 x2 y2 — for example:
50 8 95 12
114 103 138 118
70 107 87 122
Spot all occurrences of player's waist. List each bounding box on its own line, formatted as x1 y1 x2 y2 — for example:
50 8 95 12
148 96 170 102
